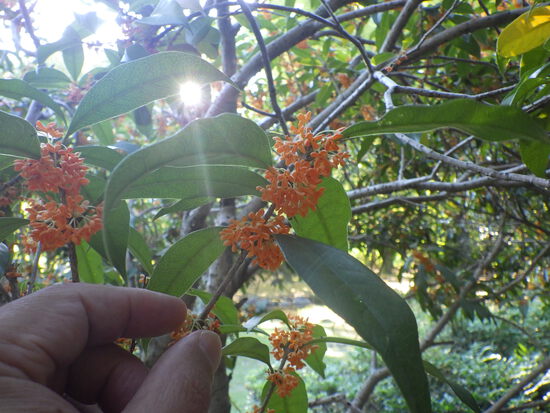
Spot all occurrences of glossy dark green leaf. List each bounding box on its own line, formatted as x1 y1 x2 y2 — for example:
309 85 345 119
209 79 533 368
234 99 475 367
222 337 271 366
190 288 240 326
75 240 105 284
124 165 267 200
244 309 291 331
77 146 123 171
103 201 130 278
304 325 327 378
343 99 548 144
0 79 66 123
63 43 85 81
423 361 480 413
128 228 154 275
276 235 431 413
66 52 235 135
520 140 550 177
0 111 40 159
23 67 72 89
0 217 29 241
291 178 350 252
262 372 308 413
148 228 225 297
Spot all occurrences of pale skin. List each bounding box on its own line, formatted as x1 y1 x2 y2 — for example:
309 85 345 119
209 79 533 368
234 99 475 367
0 284 222 412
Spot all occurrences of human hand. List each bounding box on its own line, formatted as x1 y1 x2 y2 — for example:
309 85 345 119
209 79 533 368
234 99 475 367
0 284 221 412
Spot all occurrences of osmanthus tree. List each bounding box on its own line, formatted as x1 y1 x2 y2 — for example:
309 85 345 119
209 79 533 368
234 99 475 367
0 0 549 412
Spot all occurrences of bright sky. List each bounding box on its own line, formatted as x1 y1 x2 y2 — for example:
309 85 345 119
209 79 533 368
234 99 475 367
0 0 122 54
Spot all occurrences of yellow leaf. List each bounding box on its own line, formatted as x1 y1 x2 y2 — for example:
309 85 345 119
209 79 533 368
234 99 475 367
497 6 550 57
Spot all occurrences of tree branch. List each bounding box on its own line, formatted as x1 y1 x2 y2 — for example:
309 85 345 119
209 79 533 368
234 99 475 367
483 356 550 413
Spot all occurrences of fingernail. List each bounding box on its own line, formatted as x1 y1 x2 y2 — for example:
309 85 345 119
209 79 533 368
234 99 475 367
198 330 222 374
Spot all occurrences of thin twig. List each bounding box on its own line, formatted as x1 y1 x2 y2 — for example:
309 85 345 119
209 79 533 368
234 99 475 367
17 0 41 50
320 0 373 73
67 242 80 283
26 242 42 295
483 356 550 413
237 0 289 135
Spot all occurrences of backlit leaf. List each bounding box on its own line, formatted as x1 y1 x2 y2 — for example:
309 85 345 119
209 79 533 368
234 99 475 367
291 177 350 251
0 217 29 241
123 165 267 199
0 111 40 159
343 99 548 144
66 52 234 135
75 241 104 284
0 79 66 123
262 372 308 413
222 337 271 366
148 228 225 297
498 6 550 57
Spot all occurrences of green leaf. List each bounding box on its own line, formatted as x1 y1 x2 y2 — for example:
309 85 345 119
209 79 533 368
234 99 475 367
519 140 550 177
66 51 235 135
75 240 105 284
0 242 9 274
423 361 480 413
190 289 241 326
0 79 66 123
148 228 225 297
498 6 550 57
276 235 431 413
0 111 40 158
103 201 130 278
37 13 99 63
244 309 291 331
262 372 308 413
343 99 549 144
304 325 327 378
222 337 271 366
0 217 29 241
91 121 116 145
308 336 373 350
123 165 266 200
63 43 85 81
133 106 154 137
128 228 154 275
291 177 350 251
154 198 212 220
102 115 271 265
77 145 124 171
138 0 189 26
23 67 72 89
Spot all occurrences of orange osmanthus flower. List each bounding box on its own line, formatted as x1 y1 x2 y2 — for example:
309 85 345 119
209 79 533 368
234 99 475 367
220 210 290 270
15 131 102 252
267 367 300 398
269 314 317 370
25 196 102 252
14 142 89 195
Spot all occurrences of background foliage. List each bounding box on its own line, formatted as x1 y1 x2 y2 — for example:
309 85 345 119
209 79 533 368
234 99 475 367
0 0 549 412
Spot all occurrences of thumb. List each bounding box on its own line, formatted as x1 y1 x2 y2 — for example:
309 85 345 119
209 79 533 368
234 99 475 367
123 330 221 413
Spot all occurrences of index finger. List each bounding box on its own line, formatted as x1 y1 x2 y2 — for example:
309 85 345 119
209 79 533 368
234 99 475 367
0 284 185 385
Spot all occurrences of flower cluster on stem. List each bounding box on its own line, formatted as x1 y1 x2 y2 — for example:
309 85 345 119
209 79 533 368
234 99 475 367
220 113 349 270
13 123 102 252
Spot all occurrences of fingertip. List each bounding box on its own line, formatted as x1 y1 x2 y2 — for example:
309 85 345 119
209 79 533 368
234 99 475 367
197 330 222 375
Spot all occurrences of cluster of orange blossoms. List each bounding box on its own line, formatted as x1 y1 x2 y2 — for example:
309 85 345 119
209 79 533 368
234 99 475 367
13 123 102 252
220 113 349 270
220 210 289 270
170 312 221 344
266 315 317 398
